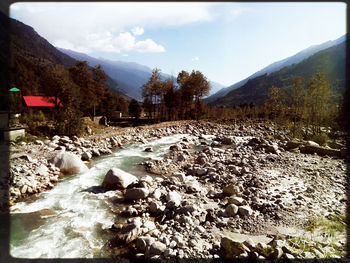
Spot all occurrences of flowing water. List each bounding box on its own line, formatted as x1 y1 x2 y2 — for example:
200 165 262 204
10 134 196 258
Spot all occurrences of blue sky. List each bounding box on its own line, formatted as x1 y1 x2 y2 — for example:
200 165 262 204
10 2 346 86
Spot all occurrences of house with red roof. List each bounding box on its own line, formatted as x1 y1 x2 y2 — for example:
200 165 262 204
23 96 63 108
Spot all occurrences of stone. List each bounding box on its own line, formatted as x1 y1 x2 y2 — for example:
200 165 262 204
114 221 143 245
285 140 303 150
149 241 167 255
36 164 48 176
125 188 149 200
195 167 207 176
223 184 240 196
221 136 236 145
34 140 44 146
266 144 279 154
227 196 245 206
306 141 320 147
144 147 153 152
136 236 155 251
226 204 239 216
48 152 89 175
195 225 205 233
170 144 182 151
81 152 92 161
177 154 186 162
173 172 186 182
166 191 181 206
300 145 341 157
186 181 201 193
238 205 253 217
221 237 248 258
91 149 100 157
20 155 35 163
101 168 138 190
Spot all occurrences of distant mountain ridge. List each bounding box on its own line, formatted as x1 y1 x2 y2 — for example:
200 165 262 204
4 13 129 98
206 34 346 103
208 39 346 107
59 48 226 99
58 48 167 100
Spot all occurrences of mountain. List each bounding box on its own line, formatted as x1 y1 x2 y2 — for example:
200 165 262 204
206 34 346 103
2 13 128 98
208 81 226 96
209 39 346 107
58 48 165 100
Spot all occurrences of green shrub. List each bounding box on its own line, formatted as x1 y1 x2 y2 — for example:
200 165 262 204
309 132 329 146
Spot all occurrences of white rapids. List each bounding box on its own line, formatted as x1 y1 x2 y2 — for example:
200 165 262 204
10 133 195 258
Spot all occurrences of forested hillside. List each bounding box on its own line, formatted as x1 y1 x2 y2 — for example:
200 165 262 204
209 40 346 107
0 12 128 99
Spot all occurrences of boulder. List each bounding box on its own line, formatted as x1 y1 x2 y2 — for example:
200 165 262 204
48 152 89 175
166 191 181 206
114 220 143 245
227 196 245 206
149 241 167 255
223 184 241 196
238 205 253 217
306 141 319 147
285 140 303 150
221 237 248 258
299 145 341 157
102 168 138 190
125 188 149 200
226 204 239 216
136 236 155 251
81 152 92 161
220 136 236 145
144 147 153 152
169 144 182 151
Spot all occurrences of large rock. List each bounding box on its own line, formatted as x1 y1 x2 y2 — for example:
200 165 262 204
149 241 167 255
221 237 248 258
299 145 341 157
114 220 143 245
226 204 239 216
102 168 138 190
223 184 241 196
125 188 149 200
48 152 89 174
238 205 253 217
166 191 181 207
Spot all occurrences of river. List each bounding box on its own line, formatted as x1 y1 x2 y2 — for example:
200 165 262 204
9 133 194 258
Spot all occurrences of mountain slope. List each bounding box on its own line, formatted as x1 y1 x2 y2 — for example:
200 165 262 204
209 40 346 107
58 48 158 100
206 34 346 103
3 14 128 98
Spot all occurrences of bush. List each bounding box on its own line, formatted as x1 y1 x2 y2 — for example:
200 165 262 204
308 132 330 146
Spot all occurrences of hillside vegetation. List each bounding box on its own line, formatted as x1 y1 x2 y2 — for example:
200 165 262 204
208 40 346 107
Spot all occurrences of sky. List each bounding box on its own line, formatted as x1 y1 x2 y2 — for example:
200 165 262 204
9 2 346 87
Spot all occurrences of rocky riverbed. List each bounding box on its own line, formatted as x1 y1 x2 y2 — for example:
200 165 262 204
5 120 349 259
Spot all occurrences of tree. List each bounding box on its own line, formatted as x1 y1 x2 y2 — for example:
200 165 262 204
142 68 162 119
41 64 82 135
176 70 210 119
303 72 335 135
128 99 141 119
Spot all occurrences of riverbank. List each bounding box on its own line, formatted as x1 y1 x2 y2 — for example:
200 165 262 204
5 120 349 259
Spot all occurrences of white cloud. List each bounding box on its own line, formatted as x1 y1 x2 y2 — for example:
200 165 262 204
54 30 165 54
191 57 200 61
132 26 144 36
9 2 216 54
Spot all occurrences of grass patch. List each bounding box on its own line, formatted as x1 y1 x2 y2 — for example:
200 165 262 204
290 214 347 258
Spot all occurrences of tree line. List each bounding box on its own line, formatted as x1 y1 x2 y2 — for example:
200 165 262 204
127 68 211 121
11 60 128 135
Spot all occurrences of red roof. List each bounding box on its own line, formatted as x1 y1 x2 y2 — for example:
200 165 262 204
23 96 63 107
